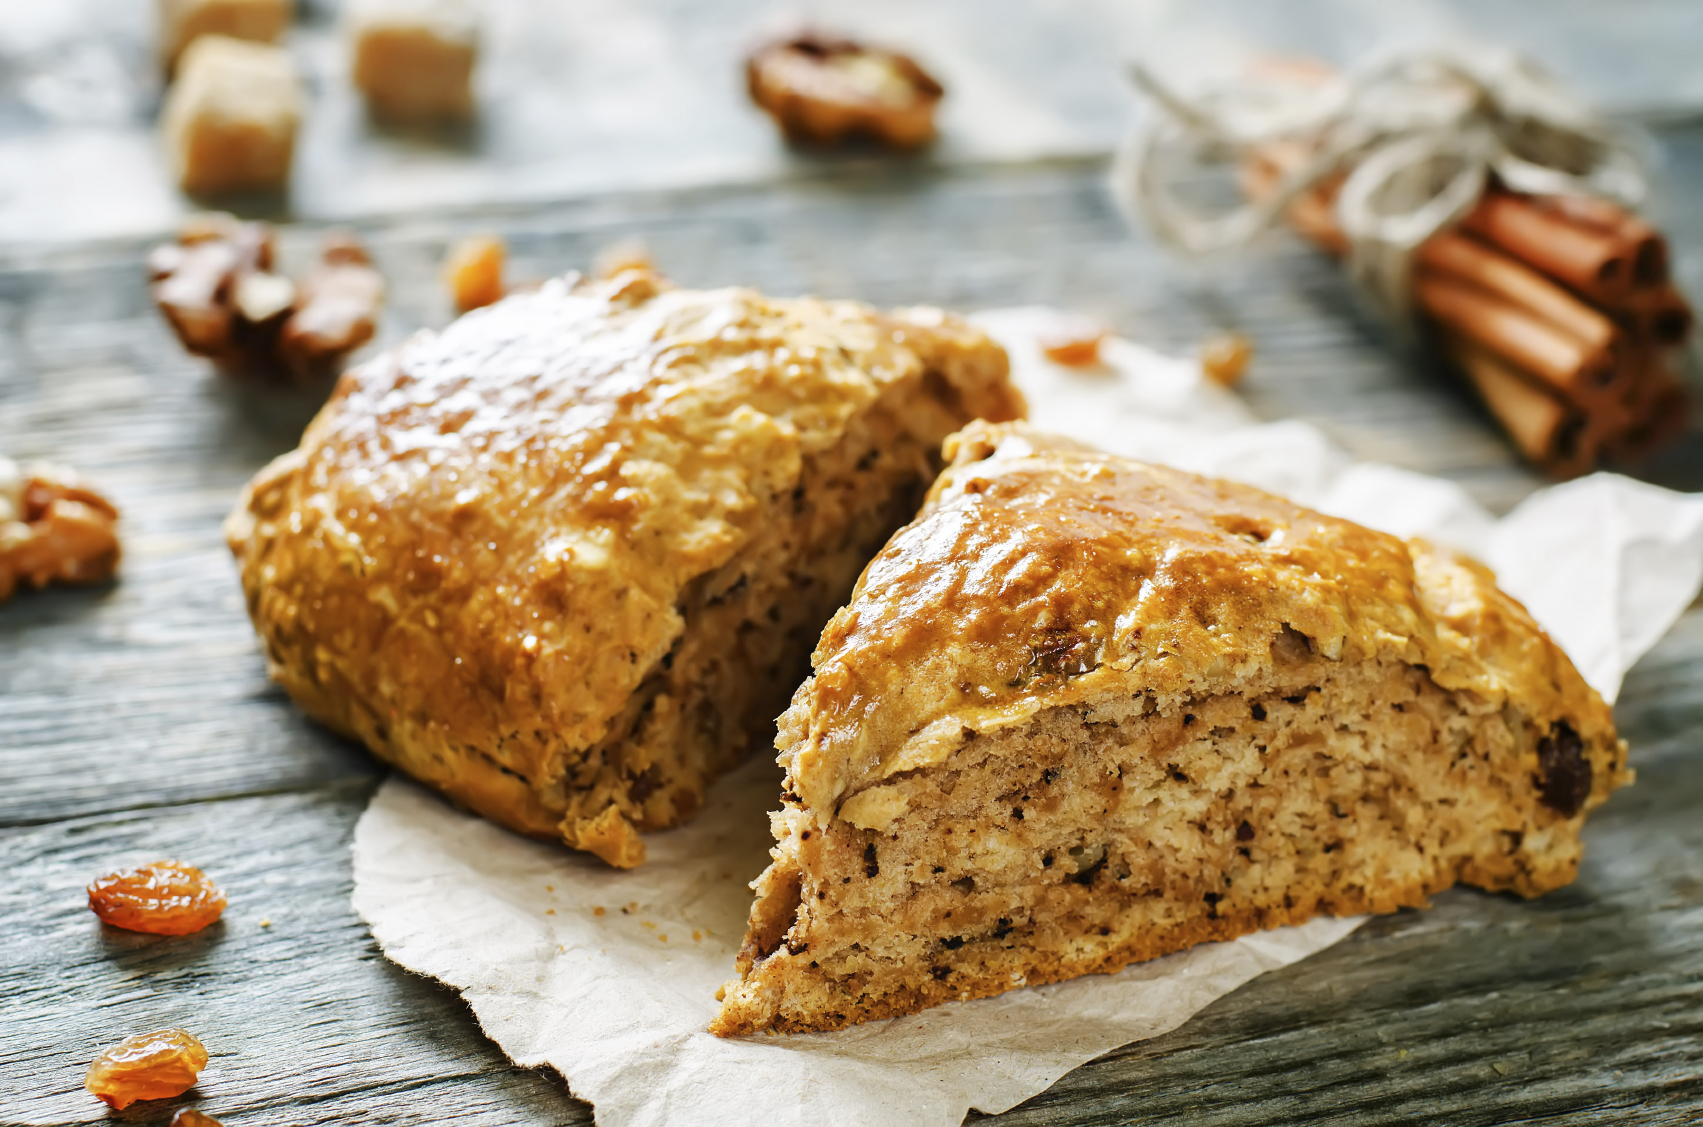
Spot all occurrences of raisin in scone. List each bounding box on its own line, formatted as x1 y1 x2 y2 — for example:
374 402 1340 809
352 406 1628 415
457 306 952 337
225 269 1023 867
712 420 1629 1034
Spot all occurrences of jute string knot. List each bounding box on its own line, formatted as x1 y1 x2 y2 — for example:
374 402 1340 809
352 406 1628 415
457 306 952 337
1112 43 1646 325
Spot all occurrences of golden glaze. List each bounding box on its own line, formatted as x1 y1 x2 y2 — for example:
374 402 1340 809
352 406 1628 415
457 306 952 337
782 421 1619 818
226 270 1022 863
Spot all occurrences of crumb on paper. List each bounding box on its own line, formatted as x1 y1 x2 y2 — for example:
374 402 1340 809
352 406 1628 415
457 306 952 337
593 906 606 917
1037 317 1108 367
1200 331 1254 387
546 909 555 915
259 917 271 928
693 930 702 942
593 242 656 280
642 920 655 930
545 884 553 892
658 934 668 943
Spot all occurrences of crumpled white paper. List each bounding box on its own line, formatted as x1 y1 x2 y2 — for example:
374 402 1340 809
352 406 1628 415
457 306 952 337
352 306 1703 1126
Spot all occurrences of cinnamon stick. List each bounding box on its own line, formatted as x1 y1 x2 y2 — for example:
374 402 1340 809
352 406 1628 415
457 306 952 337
1414 271 1621 405
1239 141 1350 256
1461 193 1637 305
1620 282 1694 345
1416 232 1619 354
1607 368 1691 462
1449 338 1595 478
1533 194 1667 287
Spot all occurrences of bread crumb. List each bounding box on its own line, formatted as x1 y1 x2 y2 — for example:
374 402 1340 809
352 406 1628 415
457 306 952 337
1200 332 1253 386
444 235 505 313
259 917 271 928
593 906 606 917
1037 318 1108 367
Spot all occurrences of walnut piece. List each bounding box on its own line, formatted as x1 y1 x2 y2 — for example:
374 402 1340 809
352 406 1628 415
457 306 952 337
0 457 121 604
747 34 944 149
149 214 386 384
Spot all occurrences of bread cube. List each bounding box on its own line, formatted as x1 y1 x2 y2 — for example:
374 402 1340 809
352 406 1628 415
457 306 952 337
159 0 291 73
348 0 479 121
163 36 303 196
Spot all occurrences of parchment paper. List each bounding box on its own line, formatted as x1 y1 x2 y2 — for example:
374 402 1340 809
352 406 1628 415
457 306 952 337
352 307 1703 1126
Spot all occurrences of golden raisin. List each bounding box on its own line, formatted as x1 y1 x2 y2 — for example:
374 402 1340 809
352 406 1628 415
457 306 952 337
1038 318 1108 366
593 241 656 280
88 861 226 936
85 1029 209 1110
445 235 506 313
172 1108 224 1127
1200 331 1254 386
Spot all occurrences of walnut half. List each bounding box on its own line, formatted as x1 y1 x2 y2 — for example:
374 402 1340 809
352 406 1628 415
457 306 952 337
149 214 386 385
746 34 944 149
0 457 121 603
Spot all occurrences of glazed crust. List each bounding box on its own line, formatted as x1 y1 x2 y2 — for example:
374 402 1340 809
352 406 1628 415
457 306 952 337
226 271 1022 865
779 422 1620 818
713 421 1628 1035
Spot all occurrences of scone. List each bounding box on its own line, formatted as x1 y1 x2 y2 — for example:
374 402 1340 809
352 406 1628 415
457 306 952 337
226 269 1023 867
712 421 1629 1034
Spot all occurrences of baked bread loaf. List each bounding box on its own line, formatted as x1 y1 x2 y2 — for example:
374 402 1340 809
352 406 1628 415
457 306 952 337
712 421 1630 1034
226 269 1023 866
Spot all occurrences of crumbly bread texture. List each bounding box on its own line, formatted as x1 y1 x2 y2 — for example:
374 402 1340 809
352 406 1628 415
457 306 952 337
225 270 1023 867
712 421 1630 1035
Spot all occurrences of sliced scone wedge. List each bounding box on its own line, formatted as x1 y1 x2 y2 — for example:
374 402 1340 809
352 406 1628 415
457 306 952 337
226 269 1023 867
713 420 1630 1035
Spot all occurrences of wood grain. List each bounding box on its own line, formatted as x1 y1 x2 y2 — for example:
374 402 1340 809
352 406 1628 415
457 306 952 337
2 156 1700 1125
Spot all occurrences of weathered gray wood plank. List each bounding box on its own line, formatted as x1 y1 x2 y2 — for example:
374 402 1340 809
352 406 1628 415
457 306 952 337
1 788 591 1126
2 154 1700 1125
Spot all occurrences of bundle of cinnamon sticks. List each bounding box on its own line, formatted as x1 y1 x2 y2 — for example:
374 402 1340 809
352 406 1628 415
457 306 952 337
1245 146 1692 477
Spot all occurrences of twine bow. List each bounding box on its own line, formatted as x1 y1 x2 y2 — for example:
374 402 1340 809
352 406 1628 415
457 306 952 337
1111 43 1646 323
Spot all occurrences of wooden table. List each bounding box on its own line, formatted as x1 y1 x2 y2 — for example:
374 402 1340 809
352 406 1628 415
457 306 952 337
4 145 1703 1124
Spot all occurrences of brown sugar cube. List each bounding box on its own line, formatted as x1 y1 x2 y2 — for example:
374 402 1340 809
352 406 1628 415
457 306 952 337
348 0 479 121
158 0 291 73
163 36 302 196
